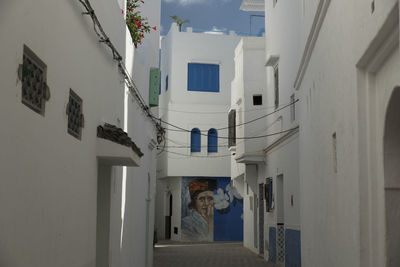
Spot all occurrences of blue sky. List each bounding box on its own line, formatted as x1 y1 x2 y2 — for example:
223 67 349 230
160 0 265 36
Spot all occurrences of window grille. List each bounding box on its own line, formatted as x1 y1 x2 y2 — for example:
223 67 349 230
67 89 83 139
228 109 236 148
21 46 48 114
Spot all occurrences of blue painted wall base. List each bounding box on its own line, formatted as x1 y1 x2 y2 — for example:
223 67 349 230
285 229 301 267
269 227 276 263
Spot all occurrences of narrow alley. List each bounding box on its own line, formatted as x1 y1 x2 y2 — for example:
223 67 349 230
153 242 272 267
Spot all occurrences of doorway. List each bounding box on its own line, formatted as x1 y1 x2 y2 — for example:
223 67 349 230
384 87 400 266
96 165 112 267
276 174 285 264
258 183 265 255
165 193 172 239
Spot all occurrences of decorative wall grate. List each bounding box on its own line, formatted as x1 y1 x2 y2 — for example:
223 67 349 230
21 46 47 114
67 89 83 139
277 223 285 263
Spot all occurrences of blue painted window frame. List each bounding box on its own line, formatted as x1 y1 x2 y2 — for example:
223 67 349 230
191 128 201 152
187 63 220 92
207 128 218 153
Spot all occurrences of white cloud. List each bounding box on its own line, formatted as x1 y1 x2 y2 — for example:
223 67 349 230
214 188 230 210
226 183 243 202
164 0 206 5
204 26 227 35
214 183 243 210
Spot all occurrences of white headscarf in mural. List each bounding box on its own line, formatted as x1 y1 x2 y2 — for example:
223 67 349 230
214 182 243 214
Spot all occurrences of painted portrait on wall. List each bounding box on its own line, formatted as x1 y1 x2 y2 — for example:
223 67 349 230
181 177 243 242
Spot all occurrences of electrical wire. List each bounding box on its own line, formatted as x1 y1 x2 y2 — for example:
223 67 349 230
77 0 164 138
217 99 298 130
164 136 229 147
155 99 298 133
156 148 233 158
158 100 297 114
156 138 167 156
157 145 228 149
162 123 298 140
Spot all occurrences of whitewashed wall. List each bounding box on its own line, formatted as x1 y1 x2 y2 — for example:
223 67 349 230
0 0 125 266
0 0 161 266
265 0 400 266
110 0 161 266
297 1 400 266
158 24 240 178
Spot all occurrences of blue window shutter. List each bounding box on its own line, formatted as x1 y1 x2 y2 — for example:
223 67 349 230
149 68 160 107
191 128 201 152
187 63 219 92
207 128 218 153
166 75 169 91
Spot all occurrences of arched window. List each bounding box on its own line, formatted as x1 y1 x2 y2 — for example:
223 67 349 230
208 128 218 153
191 128 201 152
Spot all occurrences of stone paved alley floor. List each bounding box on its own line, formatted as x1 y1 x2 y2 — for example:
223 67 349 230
153 241 274 267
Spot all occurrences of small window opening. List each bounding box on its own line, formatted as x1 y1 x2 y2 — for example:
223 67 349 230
190 128 201 152
332 132 337 173
207 128 218 153
253 95 262 106
274 65 279 109
290 94 296 121
228 109 236 148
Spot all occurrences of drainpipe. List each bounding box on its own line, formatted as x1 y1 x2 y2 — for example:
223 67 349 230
145 173 151 267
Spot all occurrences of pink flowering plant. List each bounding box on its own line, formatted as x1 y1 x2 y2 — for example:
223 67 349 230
125 0 157 47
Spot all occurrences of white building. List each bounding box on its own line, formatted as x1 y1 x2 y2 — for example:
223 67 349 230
262 0 400 266
231 0 302 265
0 0 161 266
230 36 267 255
155 23 243 242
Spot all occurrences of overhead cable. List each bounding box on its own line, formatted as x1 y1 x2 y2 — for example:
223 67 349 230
77 0 164 137
156 99 299 132
158 100 296 114
156 148 233 158
159 117 299 139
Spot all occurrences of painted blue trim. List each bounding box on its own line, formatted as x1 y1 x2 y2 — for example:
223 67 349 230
190 128 201 152
285 229 301 267
269 227 277 263
207 128 218 153
187 63 220 92
166 75 169 91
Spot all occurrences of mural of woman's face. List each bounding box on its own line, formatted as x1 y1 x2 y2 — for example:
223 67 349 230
195 190 214 219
